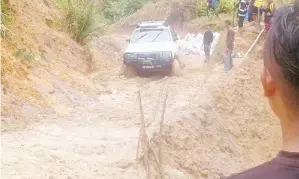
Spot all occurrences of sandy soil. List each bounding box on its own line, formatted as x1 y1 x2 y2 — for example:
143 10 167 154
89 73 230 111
1 0 282 178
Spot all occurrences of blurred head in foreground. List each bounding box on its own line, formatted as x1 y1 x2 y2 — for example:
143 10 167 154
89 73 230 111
262 2 299 141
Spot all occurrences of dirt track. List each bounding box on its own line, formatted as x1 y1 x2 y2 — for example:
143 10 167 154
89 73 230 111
1 0 283 178
2 32 282 179
1 32 211 178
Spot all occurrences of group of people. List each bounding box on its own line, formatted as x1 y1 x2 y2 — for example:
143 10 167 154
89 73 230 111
204 1 299 179
237 0 276 33
206 0 276 33
203 0 277 71
203 21 235 71
225 2 299 179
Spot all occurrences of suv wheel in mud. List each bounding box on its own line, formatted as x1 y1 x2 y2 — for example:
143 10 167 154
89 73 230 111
121 64 137 77
171 59 181 76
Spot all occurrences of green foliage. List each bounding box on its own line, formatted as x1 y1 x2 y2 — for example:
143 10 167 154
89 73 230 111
216 0 234 13
1 0 14 40
102 0 149 23
56 0 149 43
196 0 234 18
14 49 36 61
197 0 208 17
56 0 106 44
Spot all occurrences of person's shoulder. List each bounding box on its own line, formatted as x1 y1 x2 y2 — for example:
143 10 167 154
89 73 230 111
224 161 274 179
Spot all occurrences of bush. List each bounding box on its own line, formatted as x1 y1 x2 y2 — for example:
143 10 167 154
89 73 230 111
103 0 149 23
1 0 14 39
56 0 106 44
56 0 148 43
216 0 234 14
196 0 208 17
196 0 234 17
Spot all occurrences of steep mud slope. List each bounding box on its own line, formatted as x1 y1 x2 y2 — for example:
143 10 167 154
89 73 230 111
1 0 99 131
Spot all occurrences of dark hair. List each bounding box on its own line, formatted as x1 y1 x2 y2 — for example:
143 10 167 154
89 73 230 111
265 2 299 107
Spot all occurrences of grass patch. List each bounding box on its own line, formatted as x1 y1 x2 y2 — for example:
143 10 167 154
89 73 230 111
13 48 36 61
1 0 15 40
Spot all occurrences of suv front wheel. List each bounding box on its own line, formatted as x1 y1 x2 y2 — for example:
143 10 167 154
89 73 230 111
121 63 137 77
171 59 181 76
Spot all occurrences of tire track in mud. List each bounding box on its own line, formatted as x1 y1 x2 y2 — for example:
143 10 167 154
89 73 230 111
1 26 217 178
2 30 277 179
1 46 208 178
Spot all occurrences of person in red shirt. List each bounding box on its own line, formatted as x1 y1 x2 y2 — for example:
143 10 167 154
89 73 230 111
224 3 299 179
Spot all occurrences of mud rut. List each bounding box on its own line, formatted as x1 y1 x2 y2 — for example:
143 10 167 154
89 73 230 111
2 32 270 179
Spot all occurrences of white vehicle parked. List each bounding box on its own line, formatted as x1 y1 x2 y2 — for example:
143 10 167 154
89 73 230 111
121 21 181 76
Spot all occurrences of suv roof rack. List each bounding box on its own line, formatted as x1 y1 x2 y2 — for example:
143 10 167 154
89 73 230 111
137 21 169 28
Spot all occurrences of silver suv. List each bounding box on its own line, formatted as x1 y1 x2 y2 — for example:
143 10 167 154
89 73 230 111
121 21 181 76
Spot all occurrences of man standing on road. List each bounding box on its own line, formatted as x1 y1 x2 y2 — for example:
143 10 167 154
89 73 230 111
224 3 299 179
203 25 214 63
224 20 235 71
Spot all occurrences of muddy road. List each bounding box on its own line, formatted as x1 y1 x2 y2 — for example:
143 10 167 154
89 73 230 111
2 31 281 179
1 32 209 179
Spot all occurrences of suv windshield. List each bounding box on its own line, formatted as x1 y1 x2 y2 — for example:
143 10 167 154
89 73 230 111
131 29 171 43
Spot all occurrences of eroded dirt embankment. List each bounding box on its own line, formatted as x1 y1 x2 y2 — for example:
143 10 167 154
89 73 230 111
152 54 281 178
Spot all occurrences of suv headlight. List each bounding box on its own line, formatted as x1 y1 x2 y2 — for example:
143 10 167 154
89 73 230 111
160 51 172 59
124 53 137 60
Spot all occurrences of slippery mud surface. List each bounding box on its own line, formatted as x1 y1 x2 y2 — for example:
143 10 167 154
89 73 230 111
2 34 281 179
1 0 281 178
1 33 209 178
